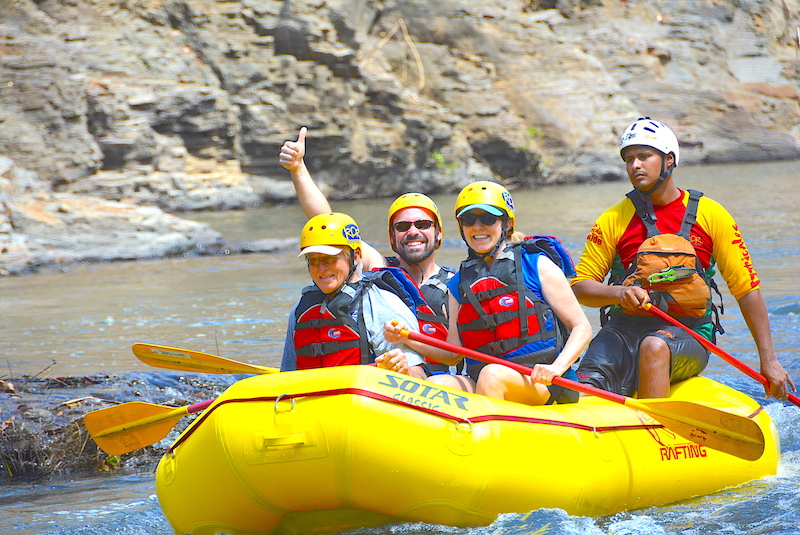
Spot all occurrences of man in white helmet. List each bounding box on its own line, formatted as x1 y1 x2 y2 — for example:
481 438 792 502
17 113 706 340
571 117 795 400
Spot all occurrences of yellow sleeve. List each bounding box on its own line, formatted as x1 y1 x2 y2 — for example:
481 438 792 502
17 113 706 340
695 196 761 300
572 198 635 285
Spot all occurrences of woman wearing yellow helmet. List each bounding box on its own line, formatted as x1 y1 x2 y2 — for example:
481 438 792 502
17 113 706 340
283 213 427 379
298 212 362 294
387 182 592 406
453 181 520 257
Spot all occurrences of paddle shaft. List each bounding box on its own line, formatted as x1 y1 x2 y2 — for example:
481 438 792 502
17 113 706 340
401 329 626 404
646 304 800 407
132 343 279 375
399 329 766 460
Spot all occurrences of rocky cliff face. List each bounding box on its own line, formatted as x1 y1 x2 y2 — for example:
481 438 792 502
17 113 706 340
1 0 798 274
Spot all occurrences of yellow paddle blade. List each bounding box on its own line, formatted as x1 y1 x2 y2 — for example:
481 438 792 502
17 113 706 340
627 398 765 461
132 343 279 375
84 401 209 456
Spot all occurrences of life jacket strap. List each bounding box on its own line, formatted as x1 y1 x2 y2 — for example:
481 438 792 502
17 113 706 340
295 340 362 358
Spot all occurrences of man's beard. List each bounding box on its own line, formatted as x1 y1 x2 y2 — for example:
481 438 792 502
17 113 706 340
396 239 435 265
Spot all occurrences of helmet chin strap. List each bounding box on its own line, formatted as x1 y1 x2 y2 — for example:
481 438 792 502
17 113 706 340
639 153 675 196
326 250 359 297
634 152 676 224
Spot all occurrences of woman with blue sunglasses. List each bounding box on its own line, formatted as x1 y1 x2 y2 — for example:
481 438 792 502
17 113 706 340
386 181 591 406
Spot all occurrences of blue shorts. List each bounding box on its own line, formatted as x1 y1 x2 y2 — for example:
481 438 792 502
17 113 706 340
576 316 709 397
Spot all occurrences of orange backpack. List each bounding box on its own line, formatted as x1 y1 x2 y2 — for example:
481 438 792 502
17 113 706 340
622 190 713 319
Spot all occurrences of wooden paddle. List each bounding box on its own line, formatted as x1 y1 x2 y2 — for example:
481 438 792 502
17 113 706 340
132 343 279 375
396 327 766 461
645 303 800 407
84 399 214 456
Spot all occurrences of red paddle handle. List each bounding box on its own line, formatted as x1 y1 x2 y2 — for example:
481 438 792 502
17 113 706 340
188 399 215 414
646 304 800 407
401 329 627 405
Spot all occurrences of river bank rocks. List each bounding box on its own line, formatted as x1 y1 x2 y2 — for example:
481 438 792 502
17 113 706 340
0 156 296 275
1 0 799 274
0 371 237 482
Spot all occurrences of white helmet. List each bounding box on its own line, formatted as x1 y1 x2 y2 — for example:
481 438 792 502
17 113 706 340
619 117 680 165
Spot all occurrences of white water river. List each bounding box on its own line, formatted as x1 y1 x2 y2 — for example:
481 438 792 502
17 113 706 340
1 159 799 534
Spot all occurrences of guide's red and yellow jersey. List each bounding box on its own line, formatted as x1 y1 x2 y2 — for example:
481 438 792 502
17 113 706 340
573 189 761 300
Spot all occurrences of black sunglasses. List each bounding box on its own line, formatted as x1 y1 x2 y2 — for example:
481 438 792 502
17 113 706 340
393 219 434 232
459 212 499 227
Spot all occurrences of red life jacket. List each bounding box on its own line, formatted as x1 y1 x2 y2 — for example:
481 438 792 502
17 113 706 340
292 267 444 370
293 284 366 370
456 237 573 365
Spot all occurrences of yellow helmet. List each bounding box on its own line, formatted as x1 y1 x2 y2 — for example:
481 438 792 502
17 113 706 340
454 181 515 232
299 213 361 256
387 193 443 249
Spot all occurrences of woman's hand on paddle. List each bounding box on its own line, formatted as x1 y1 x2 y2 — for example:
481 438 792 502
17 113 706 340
279 127 307 171
383 320 407 344
531 363 558 385
620 285 650 314
375 348 409 375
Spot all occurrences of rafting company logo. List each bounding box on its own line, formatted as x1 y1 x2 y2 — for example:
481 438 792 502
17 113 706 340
342 223 360 245
499 296 515 307
659 442 708 461
638 412 710 461
422 323 438 335
378 375 470 411
586 224 603 246
328 328 342 339
151 348 191 359
502 190 514 211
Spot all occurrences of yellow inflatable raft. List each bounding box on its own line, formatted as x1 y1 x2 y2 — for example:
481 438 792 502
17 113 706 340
155 365 779 535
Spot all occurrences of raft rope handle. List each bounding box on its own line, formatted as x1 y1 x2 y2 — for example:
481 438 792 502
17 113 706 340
455 418 474 434
274 393 296 412
167 387 664 453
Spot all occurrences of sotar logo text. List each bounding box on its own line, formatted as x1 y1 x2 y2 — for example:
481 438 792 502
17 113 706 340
378 374 470 411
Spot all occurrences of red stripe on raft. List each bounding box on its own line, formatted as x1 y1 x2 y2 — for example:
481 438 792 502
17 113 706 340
168 387 663 453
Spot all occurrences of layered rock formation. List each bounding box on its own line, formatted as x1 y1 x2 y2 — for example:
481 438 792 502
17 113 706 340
1 0 798 274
